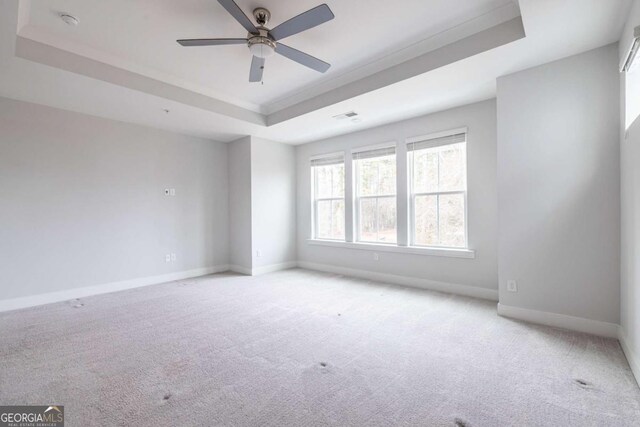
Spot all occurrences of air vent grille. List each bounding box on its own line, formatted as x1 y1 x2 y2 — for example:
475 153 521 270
332 111 358 120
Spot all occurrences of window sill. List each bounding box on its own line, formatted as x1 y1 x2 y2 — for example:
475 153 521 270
306 239 475 259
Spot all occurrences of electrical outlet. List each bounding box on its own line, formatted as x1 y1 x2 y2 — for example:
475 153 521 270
507 280 518 292
256 250 262 258
171 253 176 262
164 189 170 196
373 253 379 261
165 254 171 263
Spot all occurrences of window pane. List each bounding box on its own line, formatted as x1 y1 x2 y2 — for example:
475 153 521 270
410 139 466 248
314 164 344 198
357 158 379 196
332 164 345 198
377 197 397 243
316 200 332 239
438 143 465 192
315 166 331 199
439 193 465 247
359 198 377 242
414 195 438 246
356 154 396 197
331 199 345 240
377 155 396 195
412 150 438 193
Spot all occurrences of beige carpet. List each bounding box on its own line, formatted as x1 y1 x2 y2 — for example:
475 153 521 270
0 268 639 426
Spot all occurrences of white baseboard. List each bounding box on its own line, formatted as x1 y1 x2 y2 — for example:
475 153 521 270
619 327 640 387
230 261 297 276
252 261 297 276
497 303 619 338
297 261 498 301
229 264 253 275
0 265 230 313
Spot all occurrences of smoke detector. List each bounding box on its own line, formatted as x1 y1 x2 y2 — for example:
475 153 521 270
60 13 79 26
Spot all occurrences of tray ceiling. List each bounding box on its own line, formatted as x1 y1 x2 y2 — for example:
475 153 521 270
0 0 630 144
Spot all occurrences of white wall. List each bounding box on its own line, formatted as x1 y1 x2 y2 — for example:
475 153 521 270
620 0 640 379
251 137 297 270
497 44 620 324
228 137 253 271
296 99 498 294
0 97 229 301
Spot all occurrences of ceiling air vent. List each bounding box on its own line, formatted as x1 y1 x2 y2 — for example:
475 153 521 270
332 111 358 120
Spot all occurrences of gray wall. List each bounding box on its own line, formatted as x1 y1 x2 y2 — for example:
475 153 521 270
228 137 253 270
295 99 498 292
497 44 620 323
251 137 297 269
620 0 640 371
0 97 229 300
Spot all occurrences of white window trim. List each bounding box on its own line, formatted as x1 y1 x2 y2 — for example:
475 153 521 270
306 239 475 259
407 129 469 249
311 151 346 241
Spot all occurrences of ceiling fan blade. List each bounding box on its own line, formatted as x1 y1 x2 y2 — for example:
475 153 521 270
249 56 265 82
269 4 334 41
177 38 247 47
217 0 258 34
275 43 330 73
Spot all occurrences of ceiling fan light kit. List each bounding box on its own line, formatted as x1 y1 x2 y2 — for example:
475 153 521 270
177 0 334 82
247 29 276 59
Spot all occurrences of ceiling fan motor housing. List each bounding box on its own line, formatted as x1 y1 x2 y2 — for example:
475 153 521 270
253 7 271 26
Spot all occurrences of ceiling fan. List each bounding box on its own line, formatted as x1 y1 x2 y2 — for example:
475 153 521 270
177 0 335 82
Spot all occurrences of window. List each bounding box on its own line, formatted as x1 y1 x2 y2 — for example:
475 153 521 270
307 128 473 258
408 131 467 248
353 145 397 244
311 153 345 240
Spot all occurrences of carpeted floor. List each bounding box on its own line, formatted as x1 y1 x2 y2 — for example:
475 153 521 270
0 268 639 426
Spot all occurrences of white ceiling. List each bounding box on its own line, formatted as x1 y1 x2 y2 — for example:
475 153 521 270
0 0 632 144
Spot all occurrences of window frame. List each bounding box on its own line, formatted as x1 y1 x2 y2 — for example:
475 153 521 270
352 143 398 245
407 128 468 249
310 151 346 241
